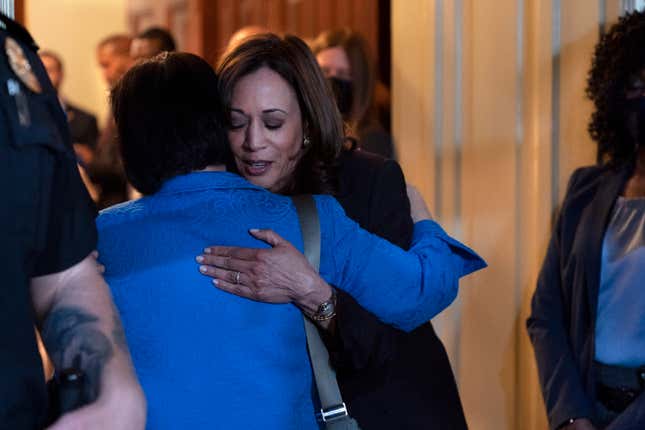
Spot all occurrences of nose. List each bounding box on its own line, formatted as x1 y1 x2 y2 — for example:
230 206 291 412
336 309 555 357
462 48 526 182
242 120 267 151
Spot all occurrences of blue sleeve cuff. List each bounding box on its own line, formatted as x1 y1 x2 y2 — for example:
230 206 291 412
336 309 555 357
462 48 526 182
412 220 487 276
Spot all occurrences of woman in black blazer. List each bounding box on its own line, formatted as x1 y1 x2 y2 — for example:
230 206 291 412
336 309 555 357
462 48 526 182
202 33 471 429
527 12 645 430
330 147 468 430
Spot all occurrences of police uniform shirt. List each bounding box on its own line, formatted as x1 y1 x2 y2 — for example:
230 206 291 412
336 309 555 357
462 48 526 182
0 14 97 429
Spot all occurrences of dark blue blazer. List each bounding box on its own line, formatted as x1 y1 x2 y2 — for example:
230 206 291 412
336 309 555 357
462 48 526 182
332 149 468 429
527 163 645 430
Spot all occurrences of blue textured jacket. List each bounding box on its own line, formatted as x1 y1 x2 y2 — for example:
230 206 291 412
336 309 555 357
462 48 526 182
97 171 485 429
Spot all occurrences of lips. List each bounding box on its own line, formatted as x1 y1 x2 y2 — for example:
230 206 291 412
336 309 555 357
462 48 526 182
241 159 272 176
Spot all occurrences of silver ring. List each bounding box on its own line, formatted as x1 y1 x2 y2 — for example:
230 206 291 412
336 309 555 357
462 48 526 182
234 271 241 285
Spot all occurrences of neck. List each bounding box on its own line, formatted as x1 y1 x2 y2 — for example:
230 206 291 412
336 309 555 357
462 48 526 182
198 165 226 172
636 147 645 176
623 148 645 198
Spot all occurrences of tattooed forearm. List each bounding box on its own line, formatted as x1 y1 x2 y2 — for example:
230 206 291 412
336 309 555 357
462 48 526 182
111 302 128 353
41 306 114 403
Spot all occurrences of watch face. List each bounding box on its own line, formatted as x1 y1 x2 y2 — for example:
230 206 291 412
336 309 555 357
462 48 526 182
317 300 335 318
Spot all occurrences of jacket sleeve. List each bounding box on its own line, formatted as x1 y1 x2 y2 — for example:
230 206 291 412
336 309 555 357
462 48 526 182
526 168 596 430
330 159 414 370
317 195 486 333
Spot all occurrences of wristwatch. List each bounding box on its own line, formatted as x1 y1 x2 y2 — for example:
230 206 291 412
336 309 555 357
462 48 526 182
309 290 337 321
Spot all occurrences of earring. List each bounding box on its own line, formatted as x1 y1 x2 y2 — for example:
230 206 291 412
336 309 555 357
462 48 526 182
303 135 311 147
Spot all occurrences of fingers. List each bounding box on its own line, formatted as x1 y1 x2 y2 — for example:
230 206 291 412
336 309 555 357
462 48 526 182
248 228 284 247
202 246 260 261
89 250 106 275
198 264 247 286
211 277 260 302
200 229 285 263
196 254 254 273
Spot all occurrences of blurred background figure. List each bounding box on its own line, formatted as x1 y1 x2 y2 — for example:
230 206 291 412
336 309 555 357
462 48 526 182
130 26 176 61
88 34 134 209
226 25 268 52
311 28 395 159
39 50 99 167
96 34 133 88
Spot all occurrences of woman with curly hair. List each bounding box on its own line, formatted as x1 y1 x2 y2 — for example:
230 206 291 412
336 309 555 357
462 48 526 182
527 12 645 430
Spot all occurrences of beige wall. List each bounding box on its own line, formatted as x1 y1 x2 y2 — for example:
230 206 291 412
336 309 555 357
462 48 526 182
25 0 128 126
392 1 627 428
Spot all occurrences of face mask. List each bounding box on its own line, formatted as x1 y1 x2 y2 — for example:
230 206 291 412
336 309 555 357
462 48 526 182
327 77 353 120
625 96 645 146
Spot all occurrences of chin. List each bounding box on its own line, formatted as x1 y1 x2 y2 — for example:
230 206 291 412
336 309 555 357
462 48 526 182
246 176 275 191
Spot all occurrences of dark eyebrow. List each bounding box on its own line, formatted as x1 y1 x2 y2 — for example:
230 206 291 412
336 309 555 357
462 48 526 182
230 108 247 115
262 109 287 115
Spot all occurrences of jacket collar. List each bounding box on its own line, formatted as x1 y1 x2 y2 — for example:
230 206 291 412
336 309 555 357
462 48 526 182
156 171 265 196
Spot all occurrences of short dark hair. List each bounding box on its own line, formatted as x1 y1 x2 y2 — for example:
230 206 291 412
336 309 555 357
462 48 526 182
217 33 343 195
587 11 645 165
110 52 229 195
98 34 132 56
137 27 176 53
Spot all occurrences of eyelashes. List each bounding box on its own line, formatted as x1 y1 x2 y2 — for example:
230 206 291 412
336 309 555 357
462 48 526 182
228 122 284 131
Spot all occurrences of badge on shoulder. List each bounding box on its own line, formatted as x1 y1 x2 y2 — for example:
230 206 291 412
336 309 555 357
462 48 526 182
7 78 31 126
5 36 42 93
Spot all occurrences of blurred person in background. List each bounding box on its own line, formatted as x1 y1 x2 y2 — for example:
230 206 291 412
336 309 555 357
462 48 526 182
226 25 269 52
201 33 474 429
96 34 133 88
130 27 176 62
311 28 395 159
39 50 99 167
89 34 134 209
527 11 645 430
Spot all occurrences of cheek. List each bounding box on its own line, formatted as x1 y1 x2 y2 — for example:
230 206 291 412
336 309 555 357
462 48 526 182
274 126 303 161
227 132 244 154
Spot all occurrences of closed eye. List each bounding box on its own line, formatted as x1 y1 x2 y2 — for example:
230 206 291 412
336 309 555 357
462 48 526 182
265 122 283 130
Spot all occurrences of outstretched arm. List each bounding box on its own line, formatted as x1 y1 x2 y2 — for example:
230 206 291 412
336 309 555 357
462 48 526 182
31 253 146 430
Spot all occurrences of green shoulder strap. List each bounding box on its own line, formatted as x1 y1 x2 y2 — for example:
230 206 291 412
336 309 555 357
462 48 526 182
292 195 361 430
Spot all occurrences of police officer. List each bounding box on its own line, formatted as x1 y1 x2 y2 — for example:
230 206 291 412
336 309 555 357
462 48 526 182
0 12 145 430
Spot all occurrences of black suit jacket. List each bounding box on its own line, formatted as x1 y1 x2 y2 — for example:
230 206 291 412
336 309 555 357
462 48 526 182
65 102 98 149
330 149 468 430
527 163 645 430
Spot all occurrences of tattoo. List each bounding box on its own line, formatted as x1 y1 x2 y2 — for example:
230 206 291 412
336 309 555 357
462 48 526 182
111 302 128 353
42 306 113 402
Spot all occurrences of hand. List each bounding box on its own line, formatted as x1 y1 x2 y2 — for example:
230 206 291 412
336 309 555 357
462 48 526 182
561 418 596 430
90 250 106 274
46 385 146 430
406 184 433 223
196 228 333 315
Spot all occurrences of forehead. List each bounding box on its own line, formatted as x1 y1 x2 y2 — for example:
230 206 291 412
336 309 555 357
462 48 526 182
98 44 124 61
316 46 350 70
232 67 298 109
131 38 159 59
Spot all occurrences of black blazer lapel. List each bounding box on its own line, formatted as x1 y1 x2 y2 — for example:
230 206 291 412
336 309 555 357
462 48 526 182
579 165 632 320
